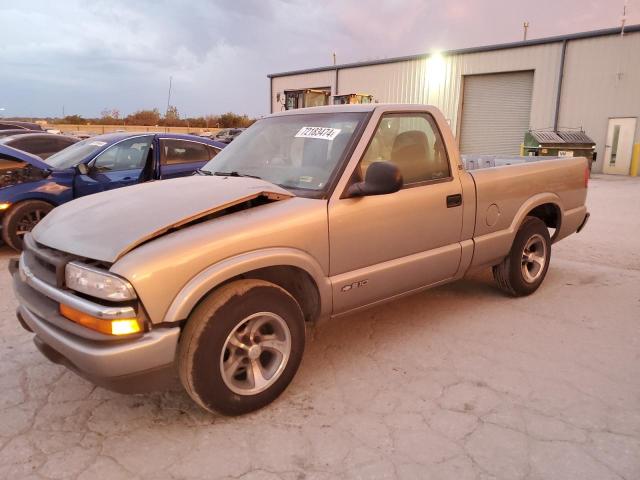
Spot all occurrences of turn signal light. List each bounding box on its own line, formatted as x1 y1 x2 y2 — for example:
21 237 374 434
59 304 141 336
0 203 10 211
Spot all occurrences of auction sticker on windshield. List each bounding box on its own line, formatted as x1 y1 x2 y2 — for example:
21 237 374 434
295 126 341 140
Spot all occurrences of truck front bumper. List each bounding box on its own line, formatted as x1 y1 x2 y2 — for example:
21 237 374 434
11 258 181 394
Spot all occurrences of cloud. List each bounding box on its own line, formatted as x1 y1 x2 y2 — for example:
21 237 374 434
0 0 638 117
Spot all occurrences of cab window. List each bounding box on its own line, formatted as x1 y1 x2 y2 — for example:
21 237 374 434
93 136 152 172
360 113 450 185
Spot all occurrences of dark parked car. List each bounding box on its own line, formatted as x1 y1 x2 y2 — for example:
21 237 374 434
0 133 79 159
0 133 225 250
0 129 41 139
214 128 245 143
0 121 44 131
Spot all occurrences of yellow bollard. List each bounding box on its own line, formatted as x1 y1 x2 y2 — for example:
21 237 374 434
520 143 525 157
630 143 640 177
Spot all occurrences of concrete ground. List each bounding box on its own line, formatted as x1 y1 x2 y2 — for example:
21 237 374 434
0 175 638 480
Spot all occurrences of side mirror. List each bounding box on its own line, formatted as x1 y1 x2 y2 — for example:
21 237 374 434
76 163 90 175
346 161 403 197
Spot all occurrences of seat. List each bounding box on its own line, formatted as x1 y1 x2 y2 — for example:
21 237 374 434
390 130 431 183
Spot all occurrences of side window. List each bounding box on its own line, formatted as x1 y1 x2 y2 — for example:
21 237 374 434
361 113 450 185
93 137 152 172
207 145 220 159
160 139 212 165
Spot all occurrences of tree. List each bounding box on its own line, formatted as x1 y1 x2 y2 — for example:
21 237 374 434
163 105 180 126
125 109 161 126
217 112 254 128
60 114 85 125
99 108 120 125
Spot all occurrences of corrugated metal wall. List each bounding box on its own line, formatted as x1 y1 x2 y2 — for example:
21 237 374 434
336 43 563 138
558 31 640 172
271 43 562 137
270 31 639 172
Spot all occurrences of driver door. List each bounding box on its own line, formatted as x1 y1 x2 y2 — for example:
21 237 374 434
74 136 153 198
328 112 464 313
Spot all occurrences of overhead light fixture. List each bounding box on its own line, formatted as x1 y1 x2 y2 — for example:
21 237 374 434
427 52 447 88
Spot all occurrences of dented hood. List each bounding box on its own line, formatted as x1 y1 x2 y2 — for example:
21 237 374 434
32 175 292 263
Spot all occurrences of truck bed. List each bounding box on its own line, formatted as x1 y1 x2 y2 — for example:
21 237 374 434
464 155 589 269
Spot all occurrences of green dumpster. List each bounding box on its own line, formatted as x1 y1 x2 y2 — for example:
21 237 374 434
524 129 596 170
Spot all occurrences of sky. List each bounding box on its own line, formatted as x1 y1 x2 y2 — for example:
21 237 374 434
0 0 638 119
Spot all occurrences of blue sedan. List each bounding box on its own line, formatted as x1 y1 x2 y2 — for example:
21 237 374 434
0 132 225 250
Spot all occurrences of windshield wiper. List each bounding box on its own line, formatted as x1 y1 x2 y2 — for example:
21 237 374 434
195 168 213 176
213 171 262 179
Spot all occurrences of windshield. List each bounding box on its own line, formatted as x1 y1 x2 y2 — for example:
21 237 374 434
202 112 366 195
45 138 108 169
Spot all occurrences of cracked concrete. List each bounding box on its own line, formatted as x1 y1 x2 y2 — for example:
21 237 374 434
0 174 639 479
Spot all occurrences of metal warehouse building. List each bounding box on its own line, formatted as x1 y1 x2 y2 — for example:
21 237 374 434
268 25 640 175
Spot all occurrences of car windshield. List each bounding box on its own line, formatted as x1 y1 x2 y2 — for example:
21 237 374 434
202 112 366 195
45 138 107 169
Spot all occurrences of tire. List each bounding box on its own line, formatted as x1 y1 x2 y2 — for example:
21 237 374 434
178 279 306 415
493 216 551 297
1 200 53 251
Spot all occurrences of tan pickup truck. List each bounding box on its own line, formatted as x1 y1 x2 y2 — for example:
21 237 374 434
10 104 589 415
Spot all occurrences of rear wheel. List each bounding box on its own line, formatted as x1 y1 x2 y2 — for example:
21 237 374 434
178 279 305 415
1 200 53 251
493 216 551 296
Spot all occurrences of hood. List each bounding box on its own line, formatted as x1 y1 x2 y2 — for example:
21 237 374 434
0 144 51 171
32 175 293 263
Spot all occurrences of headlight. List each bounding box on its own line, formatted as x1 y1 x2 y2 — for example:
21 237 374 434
65 262 136 301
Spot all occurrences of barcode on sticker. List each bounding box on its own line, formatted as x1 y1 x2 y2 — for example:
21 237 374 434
295 126 341 140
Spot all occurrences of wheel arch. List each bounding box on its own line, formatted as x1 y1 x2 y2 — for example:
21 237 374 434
524 202 562 241
510 193 563 238
1 198 58 230
163 248 332 325
470 193 563 270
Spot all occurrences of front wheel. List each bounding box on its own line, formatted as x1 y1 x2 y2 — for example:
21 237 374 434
177 279 306 415
493 216 551 296
1 200 53 251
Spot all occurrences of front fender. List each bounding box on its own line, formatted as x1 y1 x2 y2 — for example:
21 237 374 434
162 247 332 324
0 179 73 207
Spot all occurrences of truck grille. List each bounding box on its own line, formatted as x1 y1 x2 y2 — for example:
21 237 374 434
22 234 77 287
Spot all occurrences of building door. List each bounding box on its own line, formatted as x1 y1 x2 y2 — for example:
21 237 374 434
459 71 534 155
603 118 637 175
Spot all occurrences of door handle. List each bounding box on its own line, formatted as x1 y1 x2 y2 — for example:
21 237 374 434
446 194 462 208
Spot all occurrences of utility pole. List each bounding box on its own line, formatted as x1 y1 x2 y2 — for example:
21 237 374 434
62 105 65 118
523 21 530 41
166 76 173 116
332 52 336 65
621 0 629 36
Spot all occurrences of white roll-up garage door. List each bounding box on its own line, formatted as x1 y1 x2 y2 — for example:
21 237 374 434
459 71 534 155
